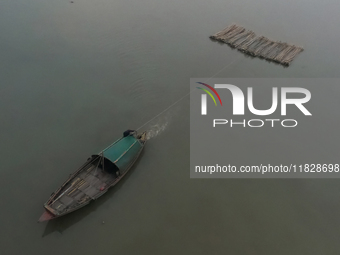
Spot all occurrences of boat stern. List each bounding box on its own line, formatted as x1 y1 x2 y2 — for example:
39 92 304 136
136 131 147 144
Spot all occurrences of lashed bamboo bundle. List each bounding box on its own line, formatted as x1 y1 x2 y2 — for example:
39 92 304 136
210 24 303 66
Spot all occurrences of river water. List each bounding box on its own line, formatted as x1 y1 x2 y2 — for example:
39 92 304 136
1 0 340 254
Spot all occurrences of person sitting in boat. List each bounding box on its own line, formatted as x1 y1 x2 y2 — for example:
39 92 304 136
123 129 136 137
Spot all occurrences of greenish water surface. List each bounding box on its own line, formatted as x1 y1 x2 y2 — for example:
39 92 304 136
1 0 340 254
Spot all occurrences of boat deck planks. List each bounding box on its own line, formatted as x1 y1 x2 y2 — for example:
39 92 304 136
48 158 117 215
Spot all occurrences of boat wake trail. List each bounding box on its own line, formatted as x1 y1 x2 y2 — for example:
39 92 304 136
146 121 168 139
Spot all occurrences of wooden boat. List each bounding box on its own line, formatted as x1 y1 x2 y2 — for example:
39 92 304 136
38 131 147 222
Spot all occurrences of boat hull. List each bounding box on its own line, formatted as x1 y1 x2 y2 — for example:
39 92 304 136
39 131 146 222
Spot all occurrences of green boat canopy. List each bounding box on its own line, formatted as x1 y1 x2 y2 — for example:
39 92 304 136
99 135 143 172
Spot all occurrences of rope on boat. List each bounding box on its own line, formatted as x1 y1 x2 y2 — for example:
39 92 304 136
136 56 241 131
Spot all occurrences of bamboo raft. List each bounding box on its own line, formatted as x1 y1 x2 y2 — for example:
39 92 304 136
210 24 304 66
